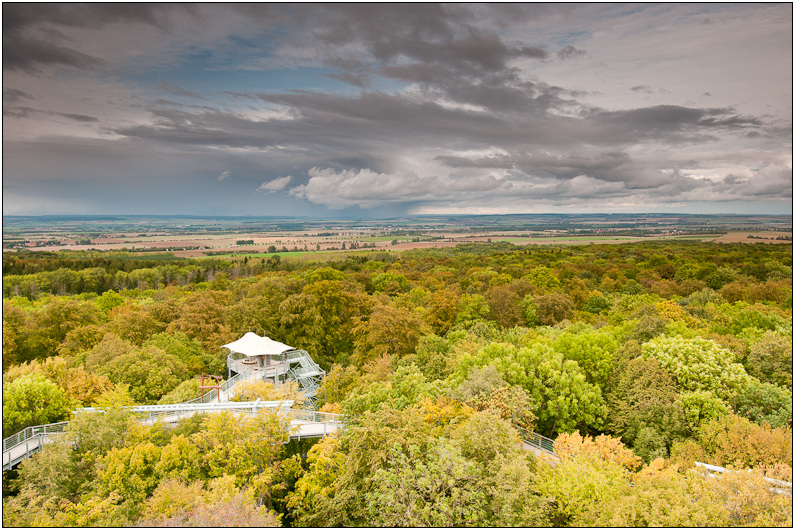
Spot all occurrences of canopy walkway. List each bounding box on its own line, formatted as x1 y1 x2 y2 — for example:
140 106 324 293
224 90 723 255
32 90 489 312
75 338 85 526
695 461 792 496
517 428 558 460
4 344 334 471
4 334 558 472
3 422 69 471
4 401 344 471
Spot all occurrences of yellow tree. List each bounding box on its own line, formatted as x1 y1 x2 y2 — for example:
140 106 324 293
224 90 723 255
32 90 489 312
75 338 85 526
351 304 428 366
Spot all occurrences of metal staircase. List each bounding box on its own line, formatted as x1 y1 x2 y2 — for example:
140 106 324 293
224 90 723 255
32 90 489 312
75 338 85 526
284 349 325 402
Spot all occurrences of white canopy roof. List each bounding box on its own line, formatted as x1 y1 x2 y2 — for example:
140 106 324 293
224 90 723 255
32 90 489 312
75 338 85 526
221 332 295 357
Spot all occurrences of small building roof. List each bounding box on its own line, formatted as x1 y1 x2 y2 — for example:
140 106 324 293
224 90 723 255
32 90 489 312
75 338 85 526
222 332 295 357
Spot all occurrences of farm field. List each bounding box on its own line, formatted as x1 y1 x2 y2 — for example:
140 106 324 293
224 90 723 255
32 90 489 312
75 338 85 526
3 214 791 258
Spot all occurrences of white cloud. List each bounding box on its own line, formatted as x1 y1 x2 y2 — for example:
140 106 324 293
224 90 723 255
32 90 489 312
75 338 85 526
218 170 231 181
289 166 511 209
258 175 293 194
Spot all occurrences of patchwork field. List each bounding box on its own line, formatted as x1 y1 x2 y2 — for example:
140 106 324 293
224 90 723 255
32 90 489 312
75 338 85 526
3 214 791 258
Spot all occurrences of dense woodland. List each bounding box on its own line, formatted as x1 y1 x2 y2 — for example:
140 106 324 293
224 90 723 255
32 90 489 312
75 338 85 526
2 241 793 526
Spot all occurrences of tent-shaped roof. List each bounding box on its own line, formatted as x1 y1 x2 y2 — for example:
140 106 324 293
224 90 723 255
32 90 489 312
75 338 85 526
221 332 295 357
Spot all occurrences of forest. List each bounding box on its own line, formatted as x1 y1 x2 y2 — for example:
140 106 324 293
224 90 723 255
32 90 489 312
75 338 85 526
2 240 792 526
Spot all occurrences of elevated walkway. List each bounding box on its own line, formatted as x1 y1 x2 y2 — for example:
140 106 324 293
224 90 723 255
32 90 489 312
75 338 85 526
4 341 332 471
5 336 560 472
517 427 558 459
3 422 69 470
3 401 345 471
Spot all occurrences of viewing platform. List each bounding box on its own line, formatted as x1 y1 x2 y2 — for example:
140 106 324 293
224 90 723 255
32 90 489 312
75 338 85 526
223 333 326 400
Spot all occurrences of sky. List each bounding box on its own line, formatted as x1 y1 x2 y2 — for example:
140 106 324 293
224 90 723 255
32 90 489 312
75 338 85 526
2 3 792 217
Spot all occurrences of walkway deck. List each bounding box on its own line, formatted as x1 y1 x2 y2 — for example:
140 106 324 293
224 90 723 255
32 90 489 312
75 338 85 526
4 342 555 471
3 401 344 470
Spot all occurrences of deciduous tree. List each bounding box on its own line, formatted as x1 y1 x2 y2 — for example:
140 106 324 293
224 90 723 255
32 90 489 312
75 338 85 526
3 373 76 435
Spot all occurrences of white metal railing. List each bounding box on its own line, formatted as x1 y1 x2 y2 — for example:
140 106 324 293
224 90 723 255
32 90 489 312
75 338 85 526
290 363 322 377
288 371 322 396
3 422 69 453
287 409 346 423
186 387 219 404
3 401 345 469
189 363 267 404
695 461 793 496
517 427 556 455
285 349 308 362
76 400 295 424
3 421 70 470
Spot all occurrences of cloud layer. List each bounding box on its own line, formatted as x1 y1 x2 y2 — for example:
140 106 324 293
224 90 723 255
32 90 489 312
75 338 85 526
2 3 791 216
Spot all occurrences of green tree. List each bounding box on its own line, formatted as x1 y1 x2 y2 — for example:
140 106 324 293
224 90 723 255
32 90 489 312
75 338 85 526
582 292 611 314
399 333 454 381
167 290 236 352
279 279 372 368
642 336 751 401
525 266 560 290
105 304 164 345
744 331 792 388
372 271 409 294
606 357 687 461
364 440 486 526
551 326 619 390
189 409 292 506
96 441 163 506
95 346 188 403
12 406 137 516
677 390 732 432
3 373 76 435
484 284 523 328
316 364 361 406
519 294 540 326
734 380 792 428
454 342 606 435
454 293 490 328
158 379 203 405
342 364 445 416
535 434 633 526
424 287 460 335
144 331 222 376
16 297 102 363
82 333 137 372
287 436 345 526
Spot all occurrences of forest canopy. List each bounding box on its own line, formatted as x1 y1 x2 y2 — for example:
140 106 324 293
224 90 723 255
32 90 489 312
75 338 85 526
3 240 792 526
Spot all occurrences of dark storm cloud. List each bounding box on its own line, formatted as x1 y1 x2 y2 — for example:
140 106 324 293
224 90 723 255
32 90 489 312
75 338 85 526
158 82 205 100
2 37 105 72
108 77 772 205
557 45 586 60
585 105 762 144
2 3 185 31
2 87 34 102
434 149 674 190
3 105 98 122
2 3 192 72
279 3 548 83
